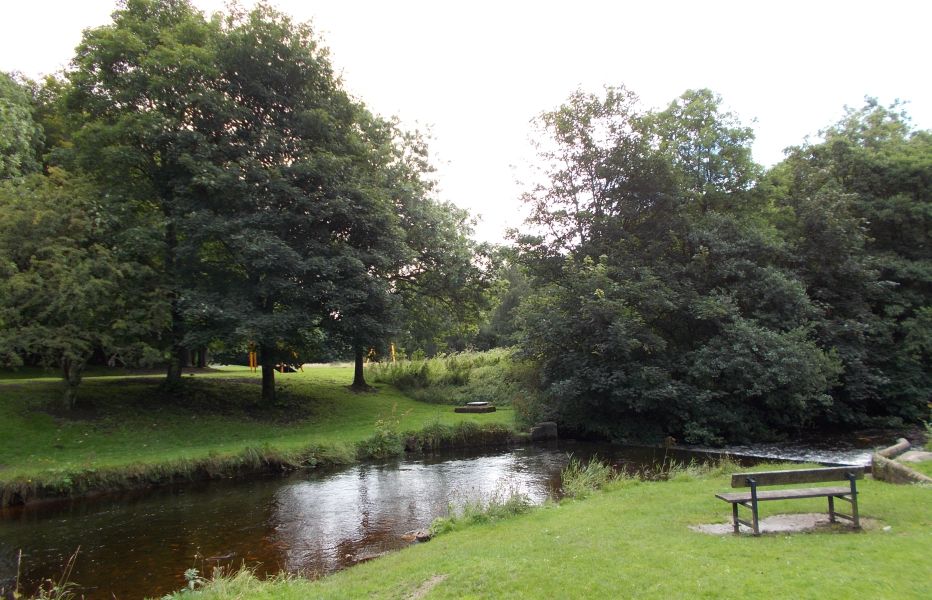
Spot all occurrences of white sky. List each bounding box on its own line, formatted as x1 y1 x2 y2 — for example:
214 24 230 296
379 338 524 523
2 0 930 243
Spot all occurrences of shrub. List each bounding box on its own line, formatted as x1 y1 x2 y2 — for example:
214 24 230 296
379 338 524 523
430 485 532 536
560 456 617 499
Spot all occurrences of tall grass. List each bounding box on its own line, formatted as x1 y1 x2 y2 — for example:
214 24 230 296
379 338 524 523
560 456 619 499
429 485 533 536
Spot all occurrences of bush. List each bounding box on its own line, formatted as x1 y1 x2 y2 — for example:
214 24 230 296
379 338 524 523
430 485 532 536
357 407 406 459
560 456 617 499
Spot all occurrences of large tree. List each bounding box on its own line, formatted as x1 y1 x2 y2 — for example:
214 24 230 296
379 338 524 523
769 100 931 425
0 170 165 407
66 0 222 385
515 87 839 443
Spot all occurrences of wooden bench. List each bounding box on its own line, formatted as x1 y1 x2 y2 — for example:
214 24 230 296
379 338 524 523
715 466 866 535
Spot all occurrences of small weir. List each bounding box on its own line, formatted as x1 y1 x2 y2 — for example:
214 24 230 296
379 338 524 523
0 440 876 599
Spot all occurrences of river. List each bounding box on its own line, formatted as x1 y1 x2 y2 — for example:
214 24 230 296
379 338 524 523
0 440 873 599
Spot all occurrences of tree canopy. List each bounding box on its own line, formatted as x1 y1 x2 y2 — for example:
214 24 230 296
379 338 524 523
513 88 929 443
2 0 485 404
0 1 926 441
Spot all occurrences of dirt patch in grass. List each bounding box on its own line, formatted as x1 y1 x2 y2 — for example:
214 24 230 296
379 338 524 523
407 574 448 600
691 513 881 535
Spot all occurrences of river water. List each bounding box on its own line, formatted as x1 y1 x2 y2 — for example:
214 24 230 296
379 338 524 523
0 441 873 599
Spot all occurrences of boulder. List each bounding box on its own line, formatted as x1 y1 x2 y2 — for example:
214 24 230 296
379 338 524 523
871 453 932 484
402 529 432 543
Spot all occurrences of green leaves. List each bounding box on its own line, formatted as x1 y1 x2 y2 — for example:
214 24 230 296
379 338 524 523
513 87 918 443
0 170 167 406
0 72 44 178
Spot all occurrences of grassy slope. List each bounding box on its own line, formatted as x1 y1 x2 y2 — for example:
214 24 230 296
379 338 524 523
0 366 513 482
173 471 930 600
912 460 932 478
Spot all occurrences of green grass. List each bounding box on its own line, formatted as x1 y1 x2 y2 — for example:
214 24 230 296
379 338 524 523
163 465 932 599
0 365 513 503
910 460 932 478
369 349 540 413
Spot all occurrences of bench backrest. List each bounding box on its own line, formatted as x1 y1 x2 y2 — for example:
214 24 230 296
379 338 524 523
730 466 866 488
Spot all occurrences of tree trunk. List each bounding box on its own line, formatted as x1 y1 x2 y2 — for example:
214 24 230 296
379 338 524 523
196 346 208 368
166 349 184 386
61 357 85 410
260 345 276 403
164 218 185 387
351 344 368 390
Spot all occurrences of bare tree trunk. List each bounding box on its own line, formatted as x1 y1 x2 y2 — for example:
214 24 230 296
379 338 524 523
61 357 85 410
164 218 185 387
351 344 368 390
196 347 208 368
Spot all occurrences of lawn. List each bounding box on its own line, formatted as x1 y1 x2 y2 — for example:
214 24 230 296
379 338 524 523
0 365 513 499
166 466 931 600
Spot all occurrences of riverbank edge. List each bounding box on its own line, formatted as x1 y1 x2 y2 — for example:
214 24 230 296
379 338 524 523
0 421 521 508
159 462 932 600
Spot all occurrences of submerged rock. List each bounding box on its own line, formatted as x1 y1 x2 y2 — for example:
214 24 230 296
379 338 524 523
530 421 558 441
401 529 432 543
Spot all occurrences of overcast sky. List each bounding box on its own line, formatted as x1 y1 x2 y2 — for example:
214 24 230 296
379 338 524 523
2 1 930 242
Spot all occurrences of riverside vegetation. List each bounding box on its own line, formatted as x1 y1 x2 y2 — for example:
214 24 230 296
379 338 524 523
0 365 513 506
162 459 931 600
369 349 539 418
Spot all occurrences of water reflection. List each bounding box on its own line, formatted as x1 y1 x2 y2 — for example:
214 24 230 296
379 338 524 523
0 447 568 599
270 451 562 574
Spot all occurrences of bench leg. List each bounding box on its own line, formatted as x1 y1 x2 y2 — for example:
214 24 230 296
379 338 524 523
749 480 761 536
751 501 760 536
732 503 740 534
828 496 835 523
848 473 860 530
851 493 860 530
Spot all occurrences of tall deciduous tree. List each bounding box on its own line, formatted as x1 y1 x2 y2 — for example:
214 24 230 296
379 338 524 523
515 87 838 443
0 72 43 179
0 170 165 407
66 0 222 385
770 99 931 425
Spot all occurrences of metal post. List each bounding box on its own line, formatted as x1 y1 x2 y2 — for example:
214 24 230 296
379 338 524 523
748 477 760 536
848 473 860 529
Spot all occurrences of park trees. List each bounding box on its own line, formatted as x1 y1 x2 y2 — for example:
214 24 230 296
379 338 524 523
769 100 931 425
0 170 166 407
515 87 839 443
55 0 484 402
0 72 44 179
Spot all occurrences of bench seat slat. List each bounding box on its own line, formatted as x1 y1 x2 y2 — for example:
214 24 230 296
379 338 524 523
715 486 852 503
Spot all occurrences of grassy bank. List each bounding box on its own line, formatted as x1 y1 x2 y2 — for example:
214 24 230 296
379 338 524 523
166 465 931 599
0 365 514 505
369 349 541 418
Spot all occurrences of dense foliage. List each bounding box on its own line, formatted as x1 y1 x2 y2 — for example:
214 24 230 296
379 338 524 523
512 88 930 443
0 0 485 404
0 1 927 441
